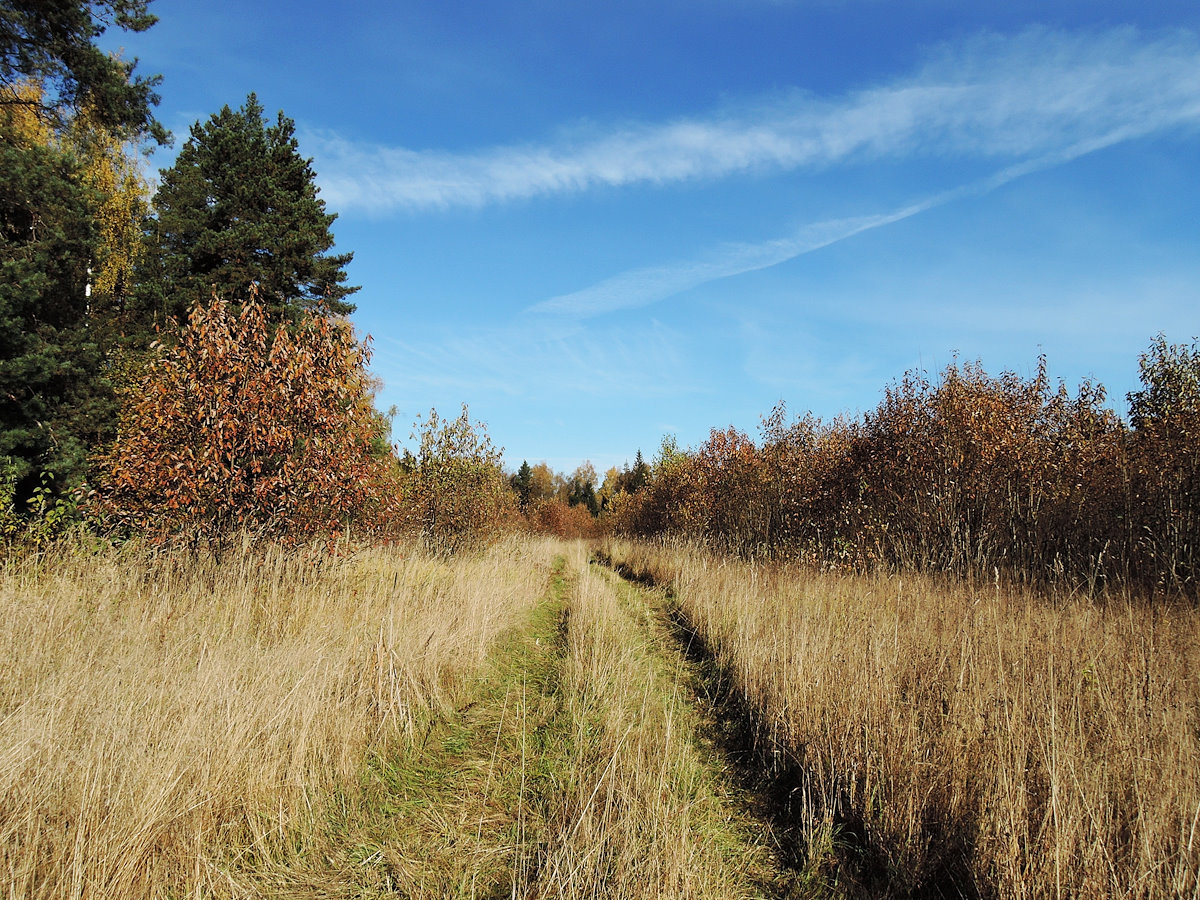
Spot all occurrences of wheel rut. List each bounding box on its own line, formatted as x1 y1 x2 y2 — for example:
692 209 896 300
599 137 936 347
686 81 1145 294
592 553 821 898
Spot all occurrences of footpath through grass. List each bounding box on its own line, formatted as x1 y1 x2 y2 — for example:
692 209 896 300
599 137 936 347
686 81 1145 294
532 554 789 897
356 564 572 896
264 542 800 898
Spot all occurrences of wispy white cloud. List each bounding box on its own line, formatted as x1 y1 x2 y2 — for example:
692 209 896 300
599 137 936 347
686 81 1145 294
526 208 922 318
527 128 1141 318
310 27 1200 214
370 317 695 401
858 268 1200 346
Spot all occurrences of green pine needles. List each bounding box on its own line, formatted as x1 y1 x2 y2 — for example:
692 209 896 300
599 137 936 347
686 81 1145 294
143 93 358 326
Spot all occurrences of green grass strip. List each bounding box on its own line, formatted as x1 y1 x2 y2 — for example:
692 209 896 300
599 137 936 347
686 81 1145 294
280 555 576 899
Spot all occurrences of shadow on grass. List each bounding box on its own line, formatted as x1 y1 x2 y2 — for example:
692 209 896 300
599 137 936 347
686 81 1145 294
599 552 983 900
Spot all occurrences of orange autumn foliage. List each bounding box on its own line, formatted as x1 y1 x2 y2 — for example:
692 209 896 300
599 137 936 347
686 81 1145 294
614 350 1198 595
94 292 401 542
526 498 600 540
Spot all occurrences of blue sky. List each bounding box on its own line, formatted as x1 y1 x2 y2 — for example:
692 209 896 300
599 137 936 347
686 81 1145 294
104 1 1200 476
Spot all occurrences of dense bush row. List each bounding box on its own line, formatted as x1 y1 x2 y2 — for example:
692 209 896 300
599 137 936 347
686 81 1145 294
0 292 516 553
609 339 1199 595
7 288 1193 585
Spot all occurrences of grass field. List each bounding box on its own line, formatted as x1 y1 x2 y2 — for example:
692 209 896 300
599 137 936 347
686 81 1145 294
2 535 1198 897
0 537 551 897
599 539 1200 898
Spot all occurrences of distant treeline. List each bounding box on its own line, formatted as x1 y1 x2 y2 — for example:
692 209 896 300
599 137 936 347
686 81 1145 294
606 338 1199 596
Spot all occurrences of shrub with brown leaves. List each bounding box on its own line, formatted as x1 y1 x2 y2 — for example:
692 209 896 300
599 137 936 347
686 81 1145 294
94 293 401 543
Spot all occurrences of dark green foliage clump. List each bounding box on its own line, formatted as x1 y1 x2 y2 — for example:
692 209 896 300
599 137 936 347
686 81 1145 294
142 94 358 329
0 133 109 497
1 0 164 504
511 459 534 512
0 0 166 140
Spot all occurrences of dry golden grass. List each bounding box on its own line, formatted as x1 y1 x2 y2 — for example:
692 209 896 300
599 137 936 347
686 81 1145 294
0 535 555 898
13 529 1190 897
536 544 779 898
310 540 785 898
0 536 786 899
601 538 1200 898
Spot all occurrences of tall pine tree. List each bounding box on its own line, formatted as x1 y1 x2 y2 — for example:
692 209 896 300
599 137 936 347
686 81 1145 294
511 459 533 511
142 94 357 328
1 87 106 498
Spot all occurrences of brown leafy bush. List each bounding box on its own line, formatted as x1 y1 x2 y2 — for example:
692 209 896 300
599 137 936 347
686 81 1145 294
94 293 401 543
527 497 600 539
1127 335 1200 587
852 358 1123 579
618 344 1197 594
617 436 705 539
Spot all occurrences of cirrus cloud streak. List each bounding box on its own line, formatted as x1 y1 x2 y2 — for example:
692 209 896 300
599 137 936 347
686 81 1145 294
310 27 1200 214
527 128 1150 318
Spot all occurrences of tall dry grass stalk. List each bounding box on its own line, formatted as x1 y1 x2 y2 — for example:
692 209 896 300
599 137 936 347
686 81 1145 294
0 535 554 898
603 538 1200 898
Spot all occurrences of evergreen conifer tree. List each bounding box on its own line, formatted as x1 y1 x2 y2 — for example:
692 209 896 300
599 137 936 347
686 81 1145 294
629 449 650 493
511 460 533 511
0 102 111 499
142 94 358 328
1 1 164 504
0 0 165 140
